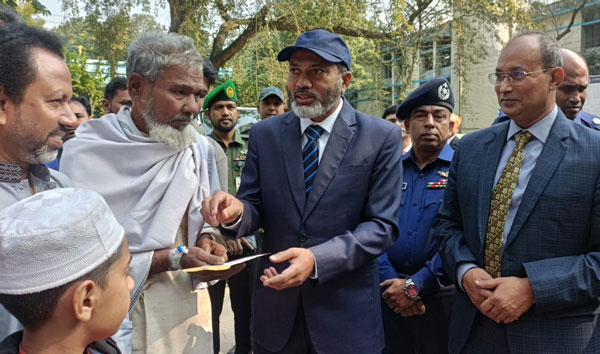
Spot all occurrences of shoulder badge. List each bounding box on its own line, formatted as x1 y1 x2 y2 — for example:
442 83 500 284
593 118 600 126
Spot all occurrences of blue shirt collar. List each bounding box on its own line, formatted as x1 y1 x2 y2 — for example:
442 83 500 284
403 142 454 163
506 105 557 144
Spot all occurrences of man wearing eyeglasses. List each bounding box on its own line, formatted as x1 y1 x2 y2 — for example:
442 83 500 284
493 48 600 131
436 32 600 354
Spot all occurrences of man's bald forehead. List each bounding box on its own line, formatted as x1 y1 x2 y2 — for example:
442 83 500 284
561 48 588 71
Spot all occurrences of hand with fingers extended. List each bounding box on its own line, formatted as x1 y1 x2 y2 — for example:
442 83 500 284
225 237 255 256
380 278 426 317
259 248 315 290
477 276 535 324
200 190 244 227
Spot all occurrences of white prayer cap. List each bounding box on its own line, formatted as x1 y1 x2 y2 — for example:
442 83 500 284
0 188 124 294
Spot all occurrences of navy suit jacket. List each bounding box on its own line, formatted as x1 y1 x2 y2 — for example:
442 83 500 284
436 111 600 354
230 99 403 353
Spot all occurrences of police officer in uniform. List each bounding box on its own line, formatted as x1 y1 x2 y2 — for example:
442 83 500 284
378 77 456 354
204 79 256 354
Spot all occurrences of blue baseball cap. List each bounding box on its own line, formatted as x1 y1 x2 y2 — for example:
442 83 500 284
259 87 285 102
277 30 352 70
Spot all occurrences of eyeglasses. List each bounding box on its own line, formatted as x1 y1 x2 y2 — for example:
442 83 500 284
488 68 553 86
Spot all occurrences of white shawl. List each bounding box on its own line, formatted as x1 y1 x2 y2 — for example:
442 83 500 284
61 107 217 301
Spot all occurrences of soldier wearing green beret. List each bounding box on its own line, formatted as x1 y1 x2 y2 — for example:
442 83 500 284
203 79 255 354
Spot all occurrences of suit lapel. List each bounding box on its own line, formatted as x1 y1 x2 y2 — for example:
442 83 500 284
477 125 507 253
281 113 306 215
504 113 569 249
303 100 356 220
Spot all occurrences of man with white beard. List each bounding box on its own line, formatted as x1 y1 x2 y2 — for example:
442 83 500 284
61 32 243 354
201 30 403 354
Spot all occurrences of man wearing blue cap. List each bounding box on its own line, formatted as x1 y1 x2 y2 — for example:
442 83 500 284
378 77 455 354
257 87 286 119
201 29 403 354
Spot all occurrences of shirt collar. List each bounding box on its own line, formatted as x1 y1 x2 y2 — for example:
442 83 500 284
403 142 454 163
299 99 343 136
506 105 557 144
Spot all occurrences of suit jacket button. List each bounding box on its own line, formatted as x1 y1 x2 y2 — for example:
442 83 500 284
299 233 308 243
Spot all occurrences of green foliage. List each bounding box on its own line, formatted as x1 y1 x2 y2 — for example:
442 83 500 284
583 49 600 75
15 1 44 26
65 51 108 118
0 0 48 15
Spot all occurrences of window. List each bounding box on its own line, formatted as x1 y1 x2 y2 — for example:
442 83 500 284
583 5 600 49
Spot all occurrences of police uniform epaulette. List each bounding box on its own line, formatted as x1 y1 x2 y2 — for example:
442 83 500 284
578 111 600 131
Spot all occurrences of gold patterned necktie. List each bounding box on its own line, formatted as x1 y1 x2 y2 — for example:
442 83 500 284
484 130 534 278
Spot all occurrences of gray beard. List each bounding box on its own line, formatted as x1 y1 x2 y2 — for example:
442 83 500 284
13 114 60 164
142 98 196 150
291 78 342 119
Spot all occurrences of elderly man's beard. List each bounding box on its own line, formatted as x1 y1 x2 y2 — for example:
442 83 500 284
13 113 62 164
142 97 196 150
290 77 342 119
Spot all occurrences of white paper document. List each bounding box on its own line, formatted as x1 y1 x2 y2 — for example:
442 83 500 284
183 253 270 272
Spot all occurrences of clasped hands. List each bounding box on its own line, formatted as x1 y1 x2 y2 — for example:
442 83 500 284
462 267 535 324
380 279 426 317
200 191 315 290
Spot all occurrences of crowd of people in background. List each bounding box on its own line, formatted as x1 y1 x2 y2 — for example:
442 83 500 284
1 4 600 354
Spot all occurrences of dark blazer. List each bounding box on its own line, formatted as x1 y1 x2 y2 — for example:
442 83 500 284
230 99 403 353
436 110 600 354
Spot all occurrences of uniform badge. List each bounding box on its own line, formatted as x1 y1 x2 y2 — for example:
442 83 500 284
437 171 449 178
427 179 448 189
438 82 450 101
402 182 408 191
593 118 600 126
226 86 235 98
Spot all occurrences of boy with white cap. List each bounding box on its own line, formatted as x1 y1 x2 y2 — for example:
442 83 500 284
0 188 134 354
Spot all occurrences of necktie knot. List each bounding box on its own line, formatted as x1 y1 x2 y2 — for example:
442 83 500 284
514 130 534 148
305 125 325 141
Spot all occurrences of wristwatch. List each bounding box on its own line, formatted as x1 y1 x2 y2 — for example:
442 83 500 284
404 278 421 300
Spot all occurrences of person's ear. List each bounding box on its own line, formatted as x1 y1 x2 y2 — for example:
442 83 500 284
403 119 410 131
550 67 565 89
72 280 98 323
102 99 110 114
448 120 456 134
128 74 146 98
0 86 13 127
340 71 353 95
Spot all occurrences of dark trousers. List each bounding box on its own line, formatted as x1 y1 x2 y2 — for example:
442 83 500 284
382 285 455 354
461 312 510 354
253 301 317 354
208 262 254 354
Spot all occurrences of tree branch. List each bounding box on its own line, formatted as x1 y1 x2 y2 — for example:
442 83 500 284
407 0 435 25
556 0 588 41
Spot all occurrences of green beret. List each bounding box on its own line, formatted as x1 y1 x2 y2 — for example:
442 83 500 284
203 79 238 110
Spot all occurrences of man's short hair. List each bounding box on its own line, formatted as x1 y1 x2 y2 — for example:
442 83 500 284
104 77 128 101
126 31 204 85
0 242 123 330
382 105 399 119
203 58 218 87
70 96 92 116
0 5 24 25
0 23 64 104
511 31 562 69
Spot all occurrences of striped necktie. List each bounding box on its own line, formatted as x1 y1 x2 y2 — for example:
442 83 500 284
484 130 534 278
303 125 325 194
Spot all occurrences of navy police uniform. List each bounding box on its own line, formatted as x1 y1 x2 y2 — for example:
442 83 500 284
379 78 455 354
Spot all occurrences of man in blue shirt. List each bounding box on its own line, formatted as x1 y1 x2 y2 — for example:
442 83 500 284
378 77 456 354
